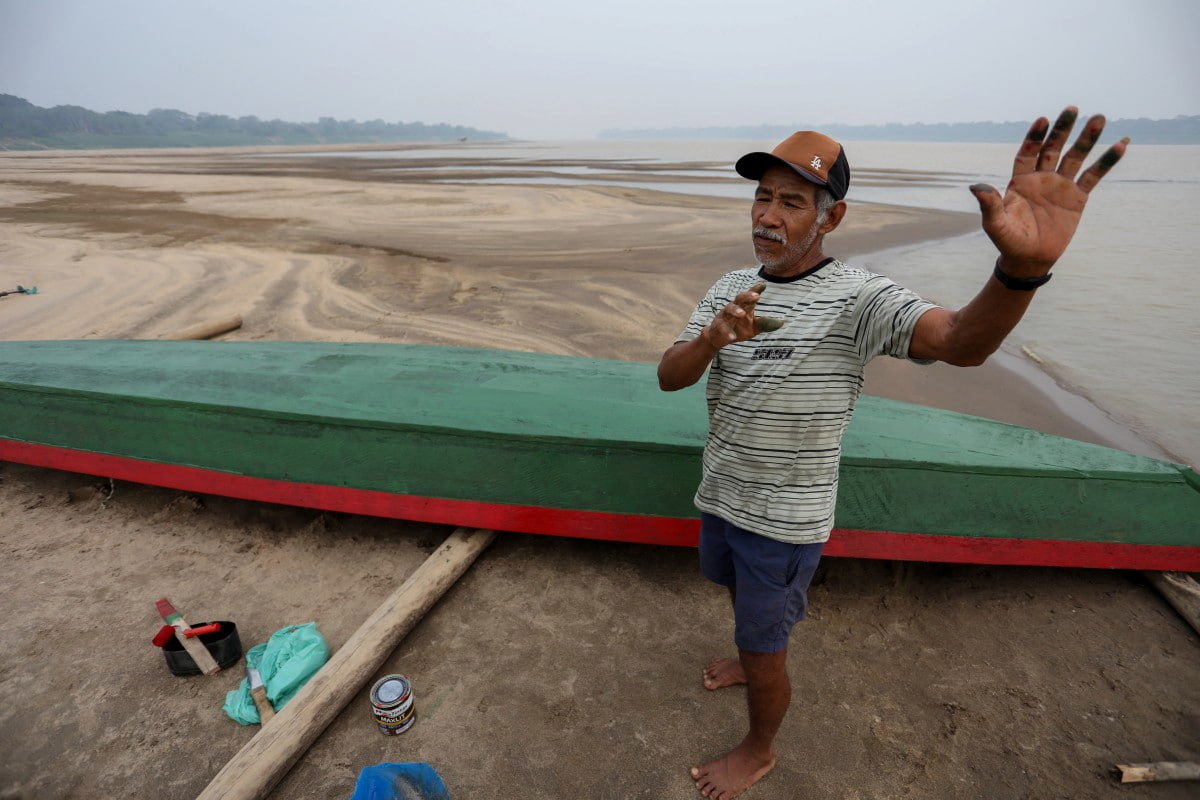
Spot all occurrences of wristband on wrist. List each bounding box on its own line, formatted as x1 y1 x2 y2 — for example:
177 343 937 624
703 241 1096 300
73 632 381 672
993 259 1052 291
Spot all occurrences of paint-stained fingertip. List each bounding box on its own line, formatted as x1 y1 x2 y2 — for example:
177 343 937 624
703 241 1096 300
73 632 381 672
1054 107 1079 126
1098 146 1124 170
969 184 995 194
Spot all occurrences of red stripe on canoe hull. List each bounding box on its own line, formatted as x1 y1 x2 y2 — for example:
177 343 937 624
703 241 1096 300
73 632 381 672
4 440 1198 571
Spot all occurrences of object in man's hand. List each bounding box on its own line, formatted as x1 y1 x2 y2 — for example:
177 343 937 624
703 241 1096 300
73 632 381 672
755 317 785 332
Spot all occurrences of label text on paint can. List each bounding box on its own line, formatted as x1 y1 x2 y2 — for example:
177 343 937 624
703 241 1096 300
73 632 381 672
370 674 416 735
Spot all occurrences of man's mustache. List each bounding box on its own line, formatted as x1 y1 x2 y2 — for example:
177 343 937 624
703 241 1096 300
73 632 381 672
753 226 785 244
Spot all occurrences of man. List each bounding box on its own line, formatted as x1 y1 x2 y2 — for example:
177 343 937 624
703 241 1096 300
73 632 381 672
657 107 1125 800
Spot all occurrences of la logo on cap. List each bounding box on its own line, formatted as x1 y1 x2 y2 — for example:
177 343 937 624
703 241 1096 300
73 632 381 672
810 155 823 170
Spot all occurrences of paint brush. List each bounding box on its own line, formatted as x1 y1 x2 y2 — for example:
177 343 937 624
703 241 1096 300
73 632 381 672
247 665 275 723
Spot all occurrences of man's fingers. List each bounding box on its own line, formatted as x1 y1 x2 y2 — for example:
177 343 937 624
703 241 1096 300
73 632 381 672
710 283 768 345
1077 138 1129 194
705 318 736 345
1012 108 1126 191
1036 107 1079 172
1057 114 1105 179
735 282 765 308
708 283 770 347
970 183 1005 230
1013 117 1050 177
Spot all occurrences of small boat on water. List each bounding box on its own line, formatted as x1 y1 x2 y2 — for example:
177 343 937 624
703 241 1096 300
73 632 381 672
2 340 1197 570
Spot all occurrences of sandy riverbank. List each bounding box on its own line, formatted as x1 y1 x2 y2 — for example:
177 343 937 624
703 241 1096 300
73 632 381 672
1 148 1196 800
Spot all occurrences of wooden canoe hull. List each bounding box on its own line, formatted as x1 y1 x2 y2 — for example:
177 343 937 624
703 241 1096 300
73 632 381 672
2 341 1197 570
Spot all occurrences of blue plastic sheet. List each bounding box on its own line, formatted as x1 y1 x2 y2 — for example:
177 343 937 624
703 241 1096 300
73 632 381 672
349 763 450 800
222 622 329 725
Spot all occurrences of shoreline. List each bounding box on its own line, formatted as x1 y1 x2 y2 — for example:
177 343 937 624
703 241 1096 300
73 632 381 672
863 347 1182 464
987 347 1184 463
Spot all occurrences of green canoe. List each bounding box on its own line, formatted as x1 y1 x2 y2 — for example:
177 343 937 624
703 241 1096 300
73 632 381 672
1 340 1196 569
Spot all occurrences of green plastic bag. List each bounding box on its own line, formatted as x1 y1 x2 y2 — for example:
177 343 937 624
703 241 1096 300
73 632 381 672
223 622 330 725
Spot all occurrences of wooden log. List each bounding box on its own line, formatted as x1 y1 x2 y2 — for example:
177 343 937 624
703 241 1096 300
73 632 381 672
161 314 242 341
1115 761 1200 783
195 526 496 800
1143 571 1200 638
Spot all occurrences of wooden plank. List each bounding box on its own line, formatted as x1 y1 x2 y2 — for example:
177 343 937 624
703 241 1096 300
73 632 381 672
195 526 496 800
1115 761 1200 783
161 314 242 341
1144 571 1200 638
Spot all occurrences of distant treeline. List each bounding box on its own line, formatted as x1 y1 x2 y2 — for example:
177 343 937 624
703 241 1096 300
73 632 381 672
0 94 507 149
600 116 1200 145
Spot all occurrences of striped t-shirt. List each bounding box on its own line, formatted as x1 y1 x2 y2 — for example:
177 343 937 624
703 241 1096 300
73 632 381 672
679 259 937 544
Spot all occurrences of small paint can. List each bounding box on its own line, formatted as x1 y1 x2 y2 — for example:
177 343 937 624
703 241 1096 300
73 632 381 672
369 674 416 735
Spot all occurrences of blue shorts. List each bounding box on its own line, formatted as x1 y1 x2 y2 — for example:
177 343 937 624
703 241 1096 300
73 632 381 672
698 512 824 653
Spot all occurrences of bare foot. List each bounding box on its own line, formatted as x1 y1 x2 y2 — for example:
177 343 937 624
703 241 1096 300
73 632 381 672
703 657 747 691
690 743 776 799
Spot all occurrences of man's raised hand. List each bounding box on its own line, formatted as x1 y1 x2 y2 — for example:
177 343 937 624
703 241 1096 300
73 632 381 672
970 106 1128 276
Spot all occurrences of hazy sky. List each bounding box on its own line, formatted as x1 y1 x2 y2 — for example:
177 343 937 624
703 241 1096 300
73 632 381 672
2 0 1197 140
